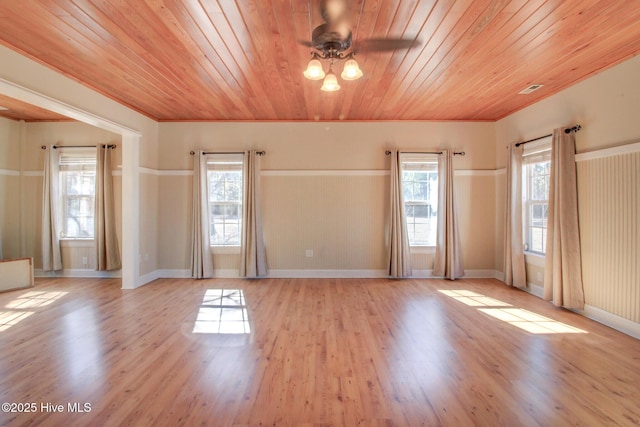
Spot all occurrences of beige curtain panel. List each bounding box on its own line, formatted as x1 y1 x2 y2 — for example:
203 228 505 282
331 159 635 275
190 150 214 279
504 144 527 288
240 150 268 278
544 128 585 309
96 146 121 271
41 146 63 272
433 149 464 280
388 150 412 278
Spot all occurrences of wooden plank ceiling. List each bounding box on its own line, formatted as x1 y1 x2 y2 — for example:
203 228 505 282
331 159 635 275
1 0 639 122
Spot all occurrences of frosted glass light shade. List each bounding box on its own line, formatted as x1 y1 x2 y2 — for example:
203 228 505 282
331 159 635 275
320 71 340 92
303 59 325 80
341 59 363 80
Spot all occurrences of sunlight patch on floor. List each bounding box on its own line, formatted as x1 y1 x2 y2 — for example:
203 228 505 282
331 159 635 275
193 289 251 334
1 290 68 332
438 290 587 334
479 308 587 334
438 289 512 307
0 311 34 332
5 291 68 309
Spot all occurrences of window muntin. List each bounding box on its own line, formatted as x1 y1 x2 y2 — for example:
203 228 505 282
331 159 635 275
59 150 96 239
401 156 438 246
207 155 243 246
523 141 551 254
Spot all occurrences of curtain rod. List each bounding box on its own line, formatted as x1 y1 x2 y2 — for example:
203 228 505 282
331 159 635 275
40 144 116 149
189 150 265 156
514 125 581 147
385 150 465 156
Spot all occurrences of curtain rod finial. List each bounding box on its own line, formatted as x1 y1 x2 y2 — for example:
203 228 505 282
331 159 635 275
565 124 582 134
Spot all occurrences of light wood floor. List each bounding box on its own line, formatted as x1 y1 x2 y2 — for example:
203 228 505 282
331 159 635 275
0 277 639 426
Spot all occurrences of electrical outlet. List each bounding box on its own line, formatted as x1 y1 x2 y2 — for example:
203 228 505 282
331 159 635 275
82 256 88 265
536 271 542 282
305 249 313 258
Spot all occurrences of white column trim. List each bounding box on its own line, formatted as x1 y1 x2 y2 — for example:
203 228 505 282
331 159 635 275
0 78 141 137
121 135 140 289
575 140 640 162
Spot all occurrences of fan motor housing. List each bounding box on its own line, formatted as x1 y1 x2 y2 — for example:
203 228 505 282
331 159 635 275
311 23 352 54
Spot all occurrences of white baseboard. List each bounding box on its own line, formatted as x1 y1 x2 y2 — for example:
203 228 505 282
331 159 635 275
135 270 161 288
146 268 502 280
133 269 240 287
35 268 121 278
521 282 639 340
578 305 640 340
527 282 544 298
411 269 433 278
213 269 240 278
156 269 191 278
412 269 502 279
268 269 388 278
464 269 502 279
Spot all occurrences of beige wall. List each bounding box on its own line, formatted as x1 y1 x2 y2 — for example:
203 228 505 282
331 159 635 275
139 172 158 276
6 122 123 270
495 54 640 323
157 121 497 274
0 118 22 259
0 117 21 169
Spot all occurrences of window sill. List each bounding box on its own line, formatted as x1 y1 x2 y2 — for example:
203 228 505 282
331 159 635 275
524 252 545 267
210 246 240 255
60 239 95 248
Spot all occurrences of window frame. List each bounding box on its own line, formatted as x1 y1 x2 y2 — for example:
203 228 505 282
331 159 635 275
206 153 244 250
522 138 551 256
58 148 97 241
400 153 439 248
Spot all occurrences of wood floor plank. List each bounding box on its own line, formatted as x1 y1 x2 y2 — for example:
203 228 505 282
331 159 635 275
0 277 639 426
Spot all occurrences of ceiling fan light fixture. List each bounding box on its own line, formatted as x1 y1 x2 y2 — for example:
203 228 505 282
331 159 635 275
341 59 363 80
320 69 340 92
303 59 325 80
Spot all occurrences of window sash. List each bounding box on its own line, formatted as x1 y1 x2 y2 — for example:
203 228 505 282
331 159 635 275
523 142 550 254
206 154 244 247
400 155 438 247
58 149 97 239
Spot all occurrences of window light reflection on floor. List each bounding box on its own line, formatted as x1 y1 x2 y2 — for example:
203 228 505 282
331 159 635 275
1 291 68 332
438 289 587 335
0 311 34 332
192 289 251 334
438 289 512 307
5 291 68 309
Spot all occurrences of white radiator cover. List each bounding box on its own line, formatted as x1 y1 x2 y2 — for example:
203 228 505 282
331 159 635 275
0 258 34 293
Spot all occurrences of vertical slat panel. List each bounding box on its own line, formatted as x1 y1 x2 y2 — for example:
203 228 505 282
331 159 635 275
577 152 640 323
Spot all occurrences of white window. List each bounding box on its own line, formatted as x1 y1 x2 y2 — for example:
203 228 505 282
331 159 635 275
58 149 96 239
207 154 243 246
523 139 551 254
401 154 439 246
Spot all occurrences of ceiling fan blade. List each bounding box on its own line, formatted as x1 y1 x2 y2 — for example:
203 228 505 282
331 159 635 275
320 0 348 24
356 38 421 52
298 39 314 48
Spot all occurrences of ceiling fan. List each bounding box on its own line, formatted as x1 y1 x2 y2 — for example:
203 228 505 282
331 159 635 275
300 0 420 91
